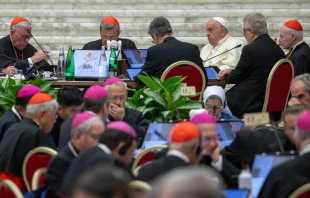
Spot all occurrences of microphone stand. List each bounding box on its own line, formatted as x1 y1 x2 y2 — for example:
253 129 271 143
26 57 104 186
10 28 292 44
203 44 242 63
270 121 285 153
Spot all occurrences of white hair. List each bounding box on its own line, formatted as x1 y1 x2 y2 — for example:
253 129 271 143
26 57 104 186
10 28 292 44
11 21 32 31
283 25 303 41
100 23 120 33
26 100 58 117
71 116 103 136
104 81 127 90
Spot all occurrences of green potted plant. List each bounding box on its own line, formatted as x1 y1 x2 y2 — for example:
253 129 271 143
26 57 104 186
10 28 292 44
0 78 58 116
125 75 202 123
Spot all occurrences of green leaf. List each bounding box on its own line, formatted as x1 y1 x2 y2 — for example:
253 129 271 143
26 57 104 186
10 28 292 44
178 102 202 110
152 76 164 88
153 114 164 122
0 95 15 103
144 98 154 105
39 81 53 92
1 79 8 88
142 107 155 115
10 85 23 96
125 99 137 109
132 87 145 104
163 76 186 91
46 89 58 98
137 105 147 113
137 75 159 91
161 110 173 120
144 90 166 107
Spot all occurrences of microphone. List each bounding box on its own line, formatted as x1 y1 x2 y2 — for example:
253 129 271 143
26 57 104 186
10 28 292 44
0 53 29 65
154 130 168 142
270 121 285 153
203 44 242 63
26 29 54 65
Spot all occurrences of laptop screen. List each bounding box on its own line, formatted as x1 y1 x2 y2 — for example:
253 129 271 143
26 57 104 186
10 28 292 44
217 120 244 148
74 50 119 79
205 66 220 80
222 189 250 198
123 49 147 68
251 155 296 198
126 68 142 81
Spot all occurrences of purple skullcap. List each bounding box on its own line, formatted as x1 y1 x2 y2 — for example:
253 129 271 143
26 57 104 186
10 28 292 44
297 111 310 131
107 121 137 138
103 77 123 87
17 85 41 98
72 112 96 129
84 85 109 99
190 112 216 124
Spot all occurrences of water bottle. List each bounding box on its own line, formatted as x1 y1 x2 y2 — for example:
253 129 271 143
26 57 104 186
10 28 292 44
238 165 252 191
98 46 108 81
108 46 118 77
57 46 65 80
65 46 75 81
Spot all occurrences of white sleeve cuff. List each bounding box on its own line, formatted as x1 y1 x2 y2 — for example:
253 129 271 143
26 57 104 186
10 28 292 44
211 155 223 172
28 58 33 67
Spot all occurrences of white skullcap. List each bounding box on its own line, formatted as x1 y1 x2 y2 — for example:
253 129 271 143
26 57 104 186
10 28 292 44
211 17 228 30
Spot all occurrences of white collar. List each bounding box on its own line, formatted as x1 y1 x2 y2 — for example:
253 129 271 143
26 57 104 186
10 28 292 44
292 40 304 52
11 106 22 121
216 34 229 46
299 144 310 156
97 143 112 154
167 149 190 163
68 142 79 157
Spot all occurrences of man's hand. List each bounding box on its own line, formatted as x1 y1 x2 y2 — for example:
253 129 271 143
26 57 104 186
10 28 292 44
288 97 300 106
109 103 125 121
208 140 222 163
218 69 232 80
4 65 17 76
31 50 49 64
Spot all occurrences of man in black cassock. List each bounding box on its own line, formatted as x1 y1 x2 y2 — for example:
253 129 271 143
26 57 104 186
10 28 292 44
46 112 104 194
258 111 310 198
0 85 40 144
0 93 57 178
59 121 137 196
0 16 49 76
278 20 310 76
82 16 136 51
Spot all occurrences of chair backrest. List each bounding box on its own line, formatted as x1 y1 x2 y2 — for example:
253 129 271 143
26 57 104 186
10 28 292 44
22 146 57 191
129 180 152 198
31 168 47 191
160 61 206 101
289 183 310 198
132 145 167 172
0 179 23 198
262 59 294 123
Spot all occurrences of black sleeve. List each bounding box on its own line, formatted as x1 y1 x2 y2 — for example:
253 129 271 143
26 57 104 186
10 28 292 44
37 131 57 150
59 119 72 150
294 54 310 76
122 110 147 140
128 40 137 50
134 48 156 85
46 156 68 192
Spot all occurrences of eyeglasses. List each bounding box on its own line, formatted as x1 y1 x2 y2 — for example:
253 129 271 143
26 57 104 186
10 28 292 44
14 31 32 41
241 28 252 36
111 95 126 101
205 105 223 111
101 35 118 40
202 135 221 142
151 40 156 44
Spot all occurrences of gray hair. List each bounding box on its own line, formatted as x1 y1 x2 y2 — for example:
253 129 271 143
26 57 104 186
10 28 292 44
243 12 268 36
148 16 173 37
11 21 32 31
284 105 309 120
71 116 103 136
104 81 127 90
26 100 58 117
100 23 120 33
291 73 310 94
283 25 303 41
170 138 200 154
84 97 110 114
148 166 223 198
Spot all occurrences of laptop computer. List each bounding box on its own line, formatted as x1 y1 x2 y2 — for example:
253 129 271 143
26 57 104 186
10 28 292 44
126 68 142 81
251 154 296 198
217 120 244 148
222 189 250 198
123 49 147 68
73 49 119 80
205 66 220 80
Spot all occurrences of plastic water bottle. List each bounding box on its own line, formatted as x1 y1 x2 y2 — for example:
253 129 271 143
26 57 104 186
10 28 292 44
238 166 252 191
98 46 108 81
57 46 65 80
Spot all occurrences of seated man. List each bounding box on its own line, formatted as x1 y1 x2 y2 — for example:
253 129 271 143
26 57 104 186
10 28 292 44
0 93 57 178
289 74 310 107
59 121 137 196
50 86 84 147
58 85 110 149
135 16 207 85
0 85 40 143
82 16 136 50
219 13 285 116
200 17 243 71
46 112 104 194
0 16 49 76
103 77 147 140
137 122 201 183
278 20 310 76
259 111 310 198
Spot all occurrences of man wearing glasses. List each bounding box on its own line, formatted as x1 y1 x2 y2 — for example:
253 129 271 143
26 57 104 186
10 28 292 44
0 16 49 76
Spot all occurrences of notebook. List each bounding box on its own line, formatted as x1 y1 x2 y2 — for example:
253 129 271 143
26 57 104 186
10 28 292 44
251 154 296 198
222 189 250 198
123 49 147 68
205 66 220 80
217 120 244 148
73 49 119 80
126 68 142 81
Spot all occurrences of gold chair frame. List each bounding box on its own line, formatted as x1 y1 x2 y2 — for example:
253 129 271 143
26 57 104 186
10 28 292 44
160 60 207 101
31 168 47 191
129 180 152 191
289 183 310 198
0 179 23 198
22 146 57 191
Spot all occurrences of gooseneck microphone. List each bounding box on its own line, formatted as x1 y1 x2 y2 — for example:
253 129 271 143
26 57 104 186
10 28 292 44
26 29 54 65
0 53 29 64
203 44 242 63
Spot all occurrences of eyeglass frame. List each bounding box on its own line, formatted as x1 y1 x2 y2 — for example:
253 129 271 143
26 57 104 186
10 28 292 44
12 29 33 41
204 104 223 111
241 28 252 36
202 135 221 142
110 95 126 101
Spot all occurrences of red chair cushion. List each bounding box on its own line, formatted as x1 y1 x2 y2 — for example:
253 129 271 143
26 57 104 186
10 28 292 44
0 187 16 198
297 191 310 198
0 171 26 191
162 65 205 101
136 152 155 167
